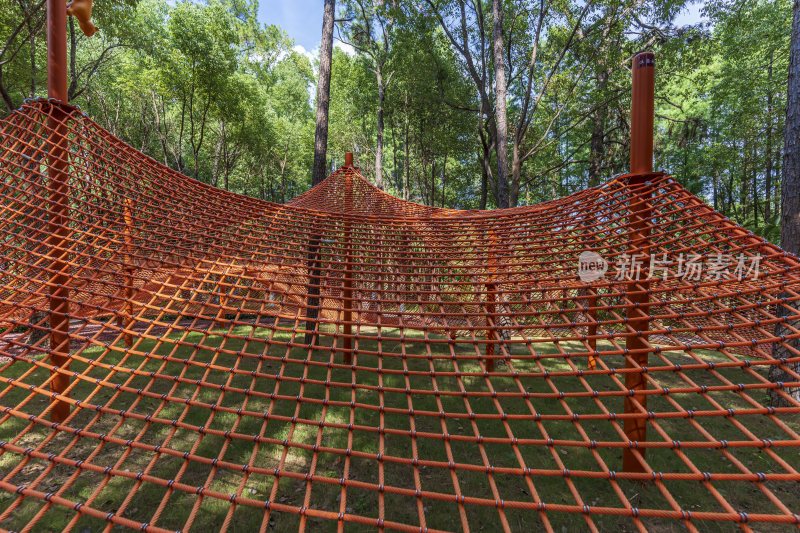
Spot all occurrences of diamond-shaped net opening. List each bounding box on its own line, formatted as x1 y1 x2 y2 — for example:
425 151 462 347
1 100 799 532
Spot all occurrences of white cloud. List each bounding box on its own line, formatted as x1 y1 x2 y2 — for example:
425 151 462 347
289 45 318 105
284 40 356 69
292 44 317 63
291 41 356 60
334 41 356 57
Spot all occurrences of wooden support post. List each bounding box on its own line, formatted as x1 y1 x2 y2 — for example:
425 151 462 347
623 52 655 473
46 0 70 423
342 163 353 364
123 198 134 348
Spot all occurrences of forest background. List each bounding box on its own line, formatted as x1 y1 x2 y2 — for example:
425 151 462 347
0 0 786 241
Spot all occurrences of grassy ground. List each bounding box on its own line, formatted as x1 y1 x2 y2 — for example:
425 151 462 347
0 324 798 532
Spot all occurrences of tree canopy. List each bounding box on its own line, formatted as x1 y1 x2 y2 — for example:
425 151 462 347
0 0 791 239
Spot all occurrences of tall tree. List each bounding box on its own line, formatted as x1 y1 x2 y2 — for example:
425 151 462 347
491 0 509 207
339 0 396 189
423 0 597 207
423 0 498 204
780 0 800 258
773 0 800 405
312 0 335 186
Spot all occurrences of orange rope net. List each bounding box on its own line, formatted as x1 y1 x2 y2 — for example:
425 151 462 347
1 99 799 532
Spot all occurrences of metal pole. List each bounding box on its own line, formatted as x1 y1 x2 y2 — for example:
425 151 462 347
623 52 654 472
343 161 353 364
47 0 68 102
486 287 495 373
587 289 598 370
46 0 70 423
123 198 134 348
630 53 655 174
485 233 498 373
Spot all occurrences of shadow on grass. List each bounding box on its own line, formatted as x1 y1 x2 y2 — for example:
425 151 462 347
0 325 797 532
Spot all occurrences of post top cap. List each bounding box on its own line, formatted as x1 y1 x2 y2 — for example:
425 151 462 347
634 52 655 68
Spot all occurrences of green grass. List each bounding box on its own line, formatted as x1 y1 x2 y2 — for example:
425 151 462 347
0 324 798 532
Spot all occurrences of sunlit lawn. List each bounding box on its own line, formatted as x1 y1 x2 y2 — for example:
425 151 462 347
0 323 798 532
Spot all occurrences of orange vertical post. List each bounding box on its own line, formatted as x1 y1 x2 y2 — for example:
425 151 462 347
629 53 655 175
623 52 654 472
123 198 134 348
342 158 353 364
587 289 598 370
47 0 67 103
486 288 495 373
583 211 599 370
46 0 70 423
485 233 498 373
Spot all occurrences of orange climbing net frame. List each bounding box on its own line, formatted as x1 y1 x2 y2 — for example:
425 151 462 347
0 100 800 533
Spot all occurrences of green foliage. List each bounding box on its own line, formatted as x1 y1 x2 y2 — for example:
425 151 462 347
655 0 790 241
0 0 792 238
0 0 313 200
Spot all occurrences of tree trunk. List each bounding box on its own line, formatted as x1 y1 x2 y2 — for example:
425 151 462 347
441 152 447 207
280 141 289 203
26 311 49 349
510 143 522 207
430 160 436 205
375 70 385 189
68 18 78 99
190 98 210 181
418 151 429 205
772 0 800 405
766 53 775 222
492 0 510 208
312 0 336 186
480 154 488 210
752 144 759 226
588 109 605 187
713 170 719 212
139 101 150 152
727 171 734 217
403 114 410 201
391 120 400 191
0 69 13 112
212 125 224 188
478 112 497 206
176 95 186 172
29 27 36 98
150 92 166 165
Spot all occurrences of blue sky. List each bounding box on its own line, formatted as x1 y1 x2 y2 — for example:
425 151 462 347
258 0 325 52
256 1 706 58
674 1 705 26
